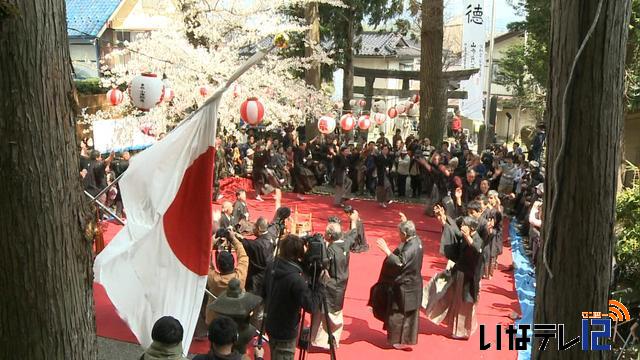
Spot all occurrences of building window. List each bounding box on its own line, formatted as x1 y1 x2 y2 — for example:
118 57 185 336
399 61 413 71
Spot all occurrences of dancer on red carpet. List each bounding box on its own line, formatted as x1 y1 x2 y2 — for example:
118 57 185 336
422 206 482 339
369 212 423 349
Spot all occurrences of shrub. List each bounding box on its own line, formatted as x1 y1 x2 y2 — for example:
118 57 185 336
615 162 640 291
74 78 107 95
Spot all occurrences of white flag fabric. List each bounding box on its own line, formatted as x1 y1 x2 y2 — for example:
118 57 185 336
93 47 274 354
93 93 219 353
460 0 487 122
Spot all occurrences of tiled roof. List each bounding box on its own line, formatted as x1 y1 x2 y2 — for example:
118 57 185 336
66 0 123 37
355 32 421 58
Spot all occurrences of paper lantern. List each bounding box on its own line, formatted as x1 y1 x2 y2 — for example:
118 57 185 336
128 73 164 111
358 99 367 108
406 101 414 110
163 87 175 102
411 94 420 103
396 103 408 114
358 115 371 130
240 97 265 126
349 99 356 107
106 88 124 106
333 101 344 110
387 107 398 119
317 115 336 134
340 113 355 131
373 113 386 125
372 100 386 113
199 85 209 97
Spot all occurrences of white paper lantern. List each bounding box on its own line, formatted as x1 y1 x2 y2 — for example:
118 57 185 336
318 115 336 134
129 73 165 111
396 103 407 114
373 113 386 125
340 113 355 131
349 99 357 107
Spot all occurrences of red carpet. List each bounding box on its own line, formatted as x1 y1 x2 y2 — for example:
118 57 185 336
95 191 519 359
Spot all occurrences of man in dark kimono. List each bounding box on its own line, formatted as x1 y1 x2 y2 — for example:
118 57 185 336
333 146 352 207
344 207 368 253
239 217 275 296
310 221 353 349
219 201 234 231
375 145 394 208
293 141 315 200
372 213 423 349
232 190 253 234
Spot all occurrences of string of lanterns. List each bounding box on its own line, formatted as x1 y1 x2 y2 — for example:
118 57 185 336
106 71 419 134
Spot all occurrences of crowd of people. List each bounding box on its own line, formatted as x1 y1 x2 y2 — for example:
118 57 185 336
80 119 547 359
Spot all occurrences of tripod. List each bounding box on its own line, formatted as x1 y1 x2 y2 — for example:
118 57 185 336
298 261 338 360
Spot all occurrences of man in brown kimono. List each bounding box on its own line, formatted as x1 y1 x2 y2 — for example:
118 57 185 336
373 213 424 349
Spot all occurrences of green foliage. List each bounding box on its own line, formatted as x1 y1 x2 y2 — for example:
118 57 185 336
74 78 108 95
626 0 640 110
318 0 405 67
616 163 640 290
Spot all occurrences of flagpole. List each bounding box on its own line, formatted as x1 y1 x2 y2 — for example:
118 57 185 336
483 0 497 147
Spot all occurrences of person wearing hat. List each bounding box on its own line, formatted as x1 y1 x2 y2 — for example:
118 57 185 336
140 316 188 360
333 145 353 207
243 148 254 178
206 279 262 356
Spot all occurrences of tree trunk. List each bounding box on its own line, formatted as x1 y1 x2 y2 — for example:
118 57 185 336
0 1 97 358
419 0 446 142
304 2 321 140
533 0 631 359
342 10 355 112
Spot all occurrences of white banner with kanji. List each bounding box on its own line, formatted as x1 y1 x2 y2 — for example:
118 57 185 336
460 0 486 122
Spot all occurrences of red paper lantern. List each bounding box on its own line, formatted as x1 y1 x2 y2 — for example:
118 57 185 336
163 87 175 102
373 113 386 125
107 88 124 106
129 73 164 111
199 86 209 97
387 107 398 119
317 115 336 134
411 94 420 103
358 99 367 108
240 97 265 126
358 115 371 130
340 113 355 131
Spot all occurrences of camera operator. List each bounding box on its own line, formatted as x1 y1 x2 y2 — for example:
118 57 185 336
310 221 352 349
343 206 368 253
205 228 249 324
262 235 323 360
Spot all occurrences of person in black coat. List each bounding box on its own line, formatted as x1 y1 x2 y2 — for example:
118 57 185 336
240 218 275 296
371 213 423 349
262 234 322 359
292 142 315 200
375 145 394 208
310 221 354 349
333 146 352 206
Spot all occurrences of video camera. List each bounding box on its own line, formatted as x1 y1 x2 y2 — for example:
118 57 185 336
214 228 233 252
301 233 330 278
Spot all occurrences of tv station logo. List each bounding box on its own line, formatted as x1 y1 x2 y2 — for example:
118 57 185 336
479 300 630 351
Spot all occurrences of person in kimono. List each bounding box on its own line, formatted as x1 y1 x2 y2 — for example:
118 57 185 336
372 213 424 349
232 190 253 234
375 145 394 208
333 145 352 207
423 207 483 339
310 221 353 349
344 206 368 253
